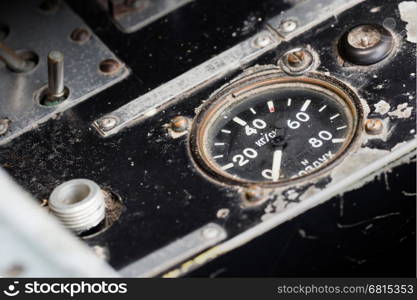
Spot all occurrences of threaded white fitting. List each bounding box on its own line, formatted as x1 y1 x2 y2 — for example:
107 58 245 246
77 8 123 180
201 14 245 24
49 179 105 234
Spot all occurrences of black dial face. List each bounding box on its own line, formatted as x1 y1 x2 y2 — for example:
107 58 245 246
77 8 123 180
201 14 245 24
196 81 358 184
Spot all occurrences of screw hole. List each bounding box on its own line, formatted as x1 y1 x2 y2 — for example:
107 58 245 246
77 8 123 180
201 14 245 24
37 86 70 106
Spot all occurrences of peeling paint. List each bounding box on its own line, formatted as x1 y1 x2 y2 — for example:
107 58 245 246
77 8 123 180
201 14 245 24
373 100 391 115
399 1 417 43
388 103 413 118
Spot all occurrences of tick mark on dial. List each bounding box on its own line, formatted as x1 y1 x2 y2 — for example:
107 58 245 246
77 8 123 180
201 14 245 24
267 100 275 113
337 125 347 130
221 129 231 134
318 105 327 112
221 163 234 170
213 155 224 159
330 113 340 120
300 99 311 112
332 138 345 143
287 98 292 106
233 117 247 126
250 108 257 114
214 142 225 146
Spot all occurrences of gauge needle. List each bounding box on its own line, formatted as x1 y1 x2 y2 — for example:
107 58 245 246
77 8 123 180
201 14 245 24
272 149 282 181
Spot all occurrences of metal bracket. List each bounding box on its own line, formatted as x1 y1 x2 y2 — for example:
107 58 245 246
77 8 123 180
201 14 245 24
0 0 129 145
97 0 193 33
120 223 227 277
92 0 365 138
93 30 279 137
266 0 365 40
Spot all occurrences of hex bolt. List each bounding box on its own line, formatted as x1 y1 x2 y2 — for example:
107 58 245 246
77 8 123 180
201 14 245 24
0 119 10 136
202 225 220 240
98 116 118 131
70 28 91 44
253 33 272 48
365 119 383 135
0 42 35 73
99 58 121 75
49 179 106 234
47 51 65 102
170 116 189 132
280 19 297 33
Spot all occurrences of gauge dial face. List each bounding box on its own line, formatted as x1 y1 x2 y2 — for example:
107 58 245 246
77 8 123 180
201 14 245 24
194 77 360 185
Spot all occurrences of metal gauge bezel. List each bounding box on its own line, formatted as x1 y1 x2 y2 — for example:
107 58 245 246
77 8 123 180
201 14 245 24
189 68 364 187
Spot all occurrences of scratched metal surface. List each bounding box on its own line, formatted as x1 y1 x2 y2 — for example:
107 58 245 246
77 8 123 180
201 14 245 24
0 0 415 276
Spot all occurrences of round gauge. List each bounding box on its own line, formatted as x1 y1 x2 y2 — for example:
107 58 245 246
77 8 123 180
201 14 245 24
190 69 363 186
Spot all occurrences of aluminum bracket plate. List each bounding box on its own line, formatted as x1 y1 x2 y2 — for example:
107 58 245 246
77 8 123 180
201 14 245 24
266 0 365 40
92 0 365 138
0 0 129 145
120 223 226 277
97 0 193 33
93 30 279 137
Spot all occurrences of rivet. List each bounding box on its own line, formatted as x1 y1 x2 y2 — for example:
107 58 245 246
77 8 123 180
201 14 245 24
202 226 220 239
253 33 272 48
98 116 118 131
99 59 121 75
70 28 91 44
280 19 297 33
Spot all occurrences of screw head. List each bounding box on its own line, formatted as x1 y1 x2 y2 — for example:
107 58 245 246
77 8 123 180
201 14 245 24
0 119 10 136
99 59 121 75
339 24 394 65
98 117 118 131
70 28 91 44
170 116 189 133
280 20 297 33
347 25 381 49
280 48 314 75
365 119 383 135
287 50 306 67
253 33 272 48
242 186 267 205
202 226 220 239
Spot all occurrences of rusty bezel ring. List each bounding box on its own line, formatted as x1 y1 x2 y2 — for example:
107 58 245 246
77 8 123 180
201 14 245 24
189 68 364 187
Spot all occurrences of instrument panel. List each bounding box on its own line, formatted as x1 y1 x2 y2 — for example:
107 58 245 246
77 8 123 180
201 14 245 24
190 69 363 186
0 0 415 278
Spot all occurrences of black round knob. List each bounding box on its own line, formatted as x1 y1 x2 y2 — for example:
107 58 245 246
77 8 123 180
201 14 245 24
338 24 394 65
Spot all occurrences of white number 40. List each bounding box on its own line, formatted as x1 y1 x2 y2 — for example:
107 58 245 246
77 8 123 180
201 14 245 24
245 119 267 135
